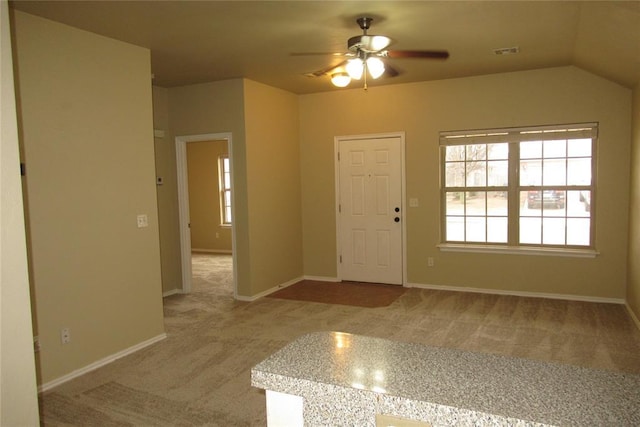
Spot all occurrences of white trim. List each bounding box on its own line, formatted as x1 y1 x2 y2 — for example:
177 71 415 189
38 333 167 393
626 303 640 331
334 131 407 286
162 289 181 298
235 276 304 302
438 243 599 258
303 275 340 282
175 133 237 297
405 282 625 304
191 248 233 254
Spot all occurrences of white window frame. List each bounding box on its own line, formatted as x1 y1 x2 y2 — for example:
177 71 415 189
218 155 232 226
438 123 598 257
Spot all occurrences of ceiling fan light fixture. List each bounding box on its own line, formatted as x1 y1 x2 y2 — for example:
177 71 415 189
346 58 364 80
366 57 385 79
331 72 351 87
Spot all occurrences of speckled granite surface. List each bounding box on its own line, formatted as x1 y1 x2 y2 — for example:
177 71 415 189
251 331 640 426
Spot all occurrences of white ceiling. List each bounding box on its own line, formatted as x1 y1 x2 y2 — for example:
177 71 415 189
10 1 640 94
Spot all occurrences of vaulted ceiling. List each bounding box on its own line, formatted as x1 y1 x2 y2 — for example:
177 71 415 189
10 1 640 94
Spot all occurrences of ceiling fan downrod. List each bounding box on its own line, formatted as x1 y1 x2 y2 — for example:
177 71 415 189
356 17 373 34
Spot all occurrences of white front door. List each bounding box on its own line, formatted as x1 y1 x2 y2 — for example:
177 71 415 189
337 135 403 285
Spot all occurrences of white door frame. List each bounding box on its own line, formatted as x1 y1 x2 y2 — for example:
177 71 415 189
334 131 407 286
175 132 237 296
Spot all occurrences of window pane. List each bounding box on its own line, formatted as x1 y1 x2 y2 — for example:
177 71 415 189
543 139 566 158
488 160 508 186
225 207 232 223
520 141 542 159
567 158 591 185
487 191 508 215
465 191 485 216
542 190 566 217
542 218 566 244
446 192 465 215
487 217 507 243
567 218 590 246
466 217 485 242
445 162 465 187
520 159 542 185
570 190 591 216
446 145 465 162
487 143 508 160
520 217 541 244
466 161 486 187
466 144 486 161
519 191 535 216
567 138 591 157
446 217 464 241
224 191 231 206
542 158 566 185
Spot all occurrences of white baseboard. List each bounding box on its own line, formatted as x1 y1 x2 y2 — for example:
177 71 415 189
162 289 182 297
405 282 625 304
303 275 339 282
191 249 232 254
236 276 304 302
38 333 167 393
626 303 640 331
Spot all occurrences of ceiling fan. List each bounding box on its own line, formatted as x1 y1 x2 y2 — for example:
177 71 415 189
297 17 449 89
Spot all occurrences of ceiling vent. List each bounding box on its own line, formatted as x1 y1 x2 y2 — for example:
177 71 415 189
494 47 520 55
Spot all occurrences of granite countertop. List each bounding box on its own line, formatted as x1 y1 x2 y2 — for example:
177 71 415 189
251 331 640 426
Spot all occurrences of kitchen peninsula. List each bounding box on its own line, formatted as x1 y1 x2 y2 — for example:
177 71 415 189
251 331 640 426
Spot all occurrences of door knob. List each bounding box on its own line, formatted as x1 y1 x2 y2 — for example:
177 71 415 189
394 217 400 222
395 207 400 212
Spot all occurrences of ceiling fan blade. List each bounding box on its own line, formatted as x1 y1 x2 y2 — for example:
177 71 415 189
385 50 450 59
383 64 400 78
291 52 351 57
303 60 347 78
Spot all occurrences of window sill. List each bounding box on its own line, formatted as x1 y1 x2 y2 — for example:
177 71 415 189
219 224 232 228
437 243 599 258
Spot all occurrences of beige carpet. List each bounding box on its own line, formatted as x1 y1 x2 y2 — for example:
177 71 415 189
38 254 640 426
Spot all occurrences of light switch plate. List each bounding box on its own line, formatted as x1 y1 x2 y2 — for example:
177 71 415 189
137 214 148 228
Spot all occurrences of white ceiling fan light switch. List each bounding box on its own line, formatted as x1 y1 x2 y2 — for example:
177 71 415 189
137 214 148 228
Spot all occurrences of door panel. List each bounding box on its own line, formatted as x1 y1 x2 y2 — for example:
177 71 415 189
338 136 403 285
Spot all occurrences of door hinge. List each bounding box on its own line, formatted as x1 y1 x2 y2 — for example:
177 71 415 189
339 255 342 263
337 152 340 161
338 204 341 213
20 163 26 176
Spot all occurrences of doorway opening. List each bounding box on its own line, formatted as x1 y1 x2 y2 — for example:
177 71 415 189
176 132 238 297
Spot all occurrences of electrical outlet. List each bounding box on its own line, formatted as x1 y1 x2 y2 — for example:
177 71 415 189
428 257 435 267
61 327 71 344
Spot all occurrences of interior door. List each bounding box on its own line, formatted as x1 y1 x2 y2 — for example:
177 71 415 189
338 136 403 285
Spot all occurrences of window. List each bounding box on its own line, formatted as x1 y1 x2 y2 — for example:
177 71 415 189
440 123 596 251
218 156 232 225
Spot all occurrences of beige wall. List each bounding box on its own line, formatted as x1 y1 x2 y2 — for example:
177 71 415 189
152 86 182 294
1 2 39 423
13 11 165 384
628 84 640 322
300 66 632 300
168 79 253 296
165 79 303 297
187 140 232 252
243 79 303 295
